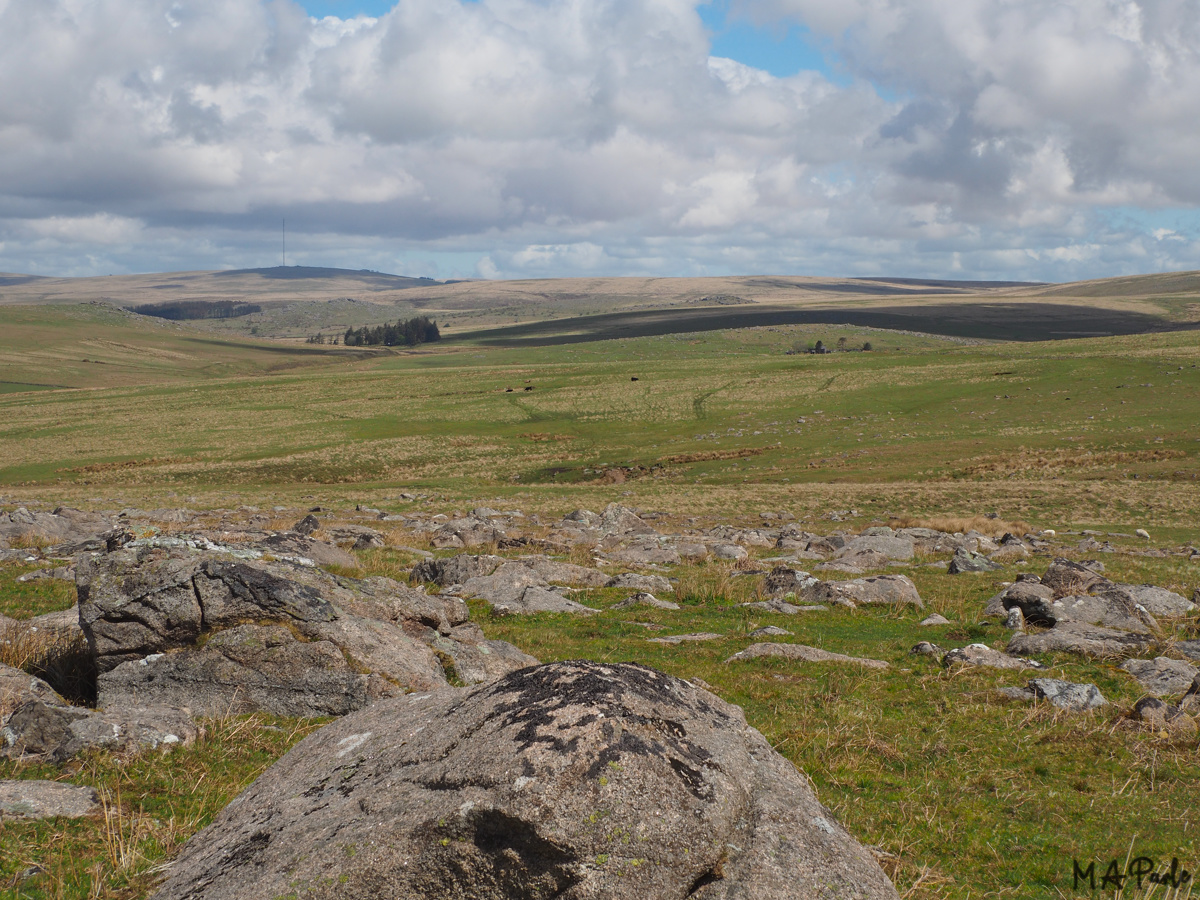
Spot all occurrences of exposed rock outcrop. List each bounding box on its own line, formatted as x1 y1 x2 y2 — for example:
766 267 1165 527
151 661 900 900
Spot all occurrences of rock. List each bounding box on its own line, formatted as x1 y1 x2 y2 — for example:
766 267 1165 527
726 643 889 669
151 663 903 900
562 508 601 527
494 587 601 616
819 549 892 573
1029 678 1106 712
1040 558 1107 597
1121 658 1200 697
990 542 1030 562
27 606 83 640
412 554 502 586
613 592 679 611
942 644 1043 671
293 514 321 535
1129 696 1196 733
647 632 724 644
841 534 914 560
604 543 682 566
1005 607 1025 630
97 625 405 717
1043 593 1157 633
1181 675 1200 713
352 532 385 550
910 642 941 656
15 566 74 583
713 543 748 561
458 563 599 614
430 517 503 549
257 532 358 568
947 550 1002 574
607 573 672 594
0 780 101 819
2 700 197 763
0 663 68 719
919 613 951 626
799 574 924 610
1177 641 1200 663
78 548 525 704
599 503 656 536
1109 584 1195 617
1008 622 1153 658
763 566 818 599
1000 580 1157 633
749 626 793 637
523 558 610 588
677 542 709 560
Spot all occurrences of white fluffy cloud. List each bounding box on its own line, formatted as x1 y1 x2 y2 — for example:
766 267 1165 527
0 0 1197 280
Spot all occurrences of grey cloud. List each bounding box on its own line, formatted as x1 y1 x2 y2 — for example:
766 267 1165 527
0 0 1196 280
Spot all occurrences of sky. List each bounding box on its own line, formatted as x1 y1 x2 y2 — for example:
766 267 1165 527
2 0 1199 282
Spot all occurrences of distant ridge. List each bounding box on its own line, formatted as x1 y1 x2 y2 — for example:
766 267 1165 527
855 277 1049 290
213 266 440 286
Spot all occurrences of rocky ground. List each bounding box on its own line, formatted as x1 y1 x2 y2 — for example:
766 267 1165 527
1 499 1198 896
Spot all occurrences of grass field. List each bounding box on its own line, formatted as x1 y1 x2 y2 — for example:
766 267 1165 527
1 279 1199 899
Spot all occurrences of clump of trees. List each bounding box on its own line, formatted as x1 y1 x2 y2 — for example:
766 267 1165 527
343 316 441 347
132 300 262 320
305 333 339 344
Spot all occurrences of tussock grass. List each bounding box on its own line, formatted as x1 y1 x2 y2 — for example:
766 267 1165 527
889 514 1033 537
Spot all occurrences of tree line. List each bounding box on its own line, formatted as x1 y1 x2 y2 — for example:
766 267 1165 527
340 315 441 347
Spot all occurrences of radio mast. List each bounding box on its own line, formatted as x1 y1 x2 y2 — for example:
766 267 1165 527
282 218 286 267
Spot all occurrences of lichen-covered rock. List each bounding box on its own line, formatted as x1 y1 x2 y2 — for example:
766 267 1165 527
151 662 899 900
942 644 1043 671
1007 622 1153 659
799 574 924 609
0 779 101 819
97 625 404 717
78 547 533 714
2 700 197 763
1029 678 1106 712
0 663 68 720
1121 657 1200 698
727 642 889 669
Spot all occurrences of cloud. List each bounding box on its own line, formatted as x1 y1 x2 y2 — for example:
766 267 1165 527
0 0 1196 280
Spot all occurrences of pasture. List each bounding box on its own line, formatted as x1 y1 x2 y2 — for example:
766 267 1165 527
1 282 1199 899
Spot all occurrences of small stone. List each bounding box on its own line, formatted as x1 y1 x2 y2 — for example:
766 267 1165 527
749 626 793 637
0 780 101 819
647 632 724 644
942 644 1043 671
612 592 680 611
919 613 950 626
1029 678 1106 712
910 641 941 656
1005 607 1025 630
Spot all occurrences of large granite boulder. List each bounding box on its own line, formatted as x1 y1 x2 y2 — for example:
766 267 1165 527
151 661 899 900
1008 622 1153 658
798 574 924 609
77 547 534 716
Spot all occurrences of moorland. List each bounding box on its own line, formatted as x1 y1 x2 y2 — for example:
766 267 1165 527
1 267 1199 899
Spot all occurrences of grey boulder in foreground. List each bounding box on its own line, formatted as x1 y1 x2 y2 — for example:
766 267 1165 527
153 661 899 900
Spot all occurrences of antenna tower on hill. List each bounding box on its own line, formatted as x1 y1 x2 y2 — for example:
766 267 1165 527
282 218 286 267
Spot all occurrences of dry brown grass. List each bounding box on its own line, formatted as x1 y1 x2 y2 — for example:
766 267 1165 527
0 621 95 708
888 514 1032 538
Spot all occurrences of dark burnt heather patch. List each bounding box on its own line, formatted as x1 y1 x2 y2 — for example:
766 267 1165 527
446 302 1186 346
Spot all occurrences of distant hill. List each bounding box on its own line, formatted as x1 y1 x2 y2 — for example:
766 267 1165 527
212 266 440 287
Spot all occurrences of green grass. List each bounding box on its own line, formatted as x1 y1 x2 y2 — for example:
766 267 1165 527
0 564 77 620
1 300 1199 898
460 550 1200 899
